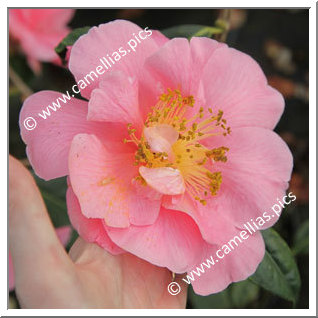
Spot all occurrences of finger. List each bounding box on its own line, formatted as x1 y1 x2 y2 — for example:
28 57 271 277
9 156 73 288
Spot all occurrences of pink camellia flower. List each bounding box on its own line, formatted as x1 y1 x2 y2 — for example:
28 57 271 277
19 20 293 295
9 9 75 73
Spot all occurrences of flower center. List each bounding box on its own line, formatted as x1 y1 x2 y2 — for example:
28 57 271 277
124 89 231 205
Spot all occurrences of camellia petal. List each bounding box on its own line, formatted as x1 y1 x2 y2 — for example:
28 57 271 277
200 126 293 231
139 166 185 195
9 9 75 71
69 20 161 99
66 186 124 254
143 124 179 155
69 134 161 227
201 46 285 130
106 207 205 273
88 71 142 127
190 231 265 295
19 91 107 180
18 19 294 297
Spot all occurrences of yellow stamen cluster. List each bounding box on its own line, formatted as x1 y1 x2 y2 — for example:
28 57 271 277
124 89 231 204
145 89 194 127
206 146 229 163
134 138 171 168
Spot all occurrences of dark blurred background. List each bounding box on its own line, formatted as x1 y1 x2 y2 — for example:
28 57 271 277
9 9 309 309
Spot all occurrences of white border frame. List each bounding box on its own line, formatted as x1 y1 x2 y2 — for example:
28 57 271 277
3 1 316 316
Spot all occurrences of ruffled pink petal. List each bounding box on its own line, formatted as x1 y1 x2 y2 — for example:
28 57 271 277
69 134 161 227
19 91 108 180
144 38 192 95
142 37 224 99
130 179 163 225
88 71 142 126
11 9 75 31
25 31 70 61
11 26 64 62
128 30 169 120
190 37 225 69
69 133 133 225
69 20 160 99
150 30 169 47
201 45 284 129
139 37 222 121
190 231 265 295
200 127 293 232
9 9 74 63
127 195 162 226
143 124 178 155
163 192 239 245
33 9 74 31
189 37 226 93
66 187 124 254
139 166 185 195
106 208 205 273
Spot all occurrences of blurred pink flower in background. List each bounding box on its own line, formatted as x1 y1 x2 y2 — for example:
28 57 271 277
9 9 75 73
9 225 72 291
19 20 293 295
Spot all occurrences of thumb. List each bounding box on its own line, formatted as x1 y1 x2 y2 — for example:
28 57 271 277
9 155 72 293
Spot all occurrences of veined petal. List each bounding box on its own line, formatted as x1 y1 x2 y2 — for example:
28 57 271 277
190 231 265 295
69 134 161 227
88 71 142 127
66 186 124 254
19 91 106 180
201 46 284 129
69 20 161 99
106 208 205 273
139 166 185 195
143 124 179 155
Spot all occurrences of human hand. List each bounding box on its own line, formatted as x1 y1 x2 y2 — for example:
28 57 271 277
9 155 187 308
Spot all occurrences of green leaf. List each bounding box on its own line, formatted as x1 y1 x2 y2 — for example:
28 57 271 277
250 228 301 305
188 279 259 309
188 285 232 309
32 173 76 251
161 24 223 39
230 280 259 308
32 173 70 228
55 26 91 62
292 220 309 256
